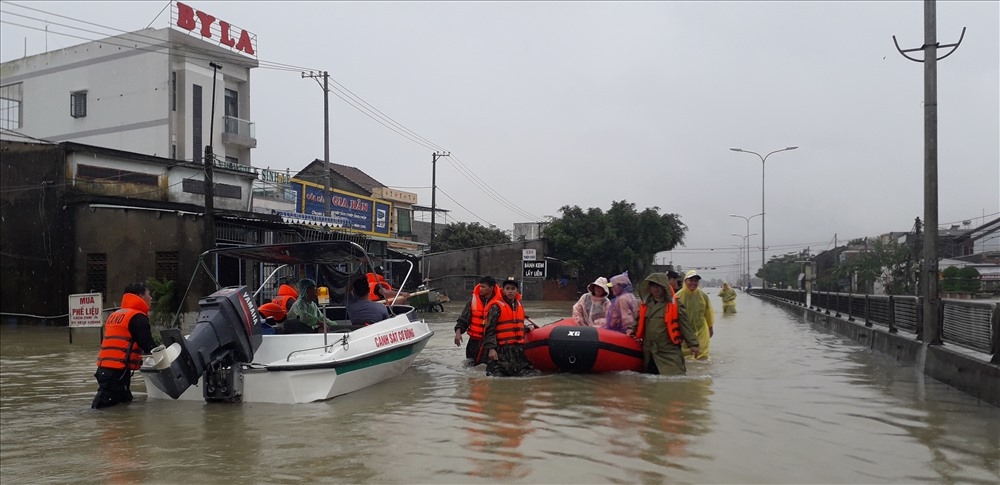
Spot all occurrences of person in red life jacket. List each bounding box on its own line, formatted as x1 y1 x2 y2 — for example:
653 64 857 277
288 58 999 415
482 277 538 377
627 272 700 375
454 276 502 365
367 266 410 305
91 282 158 409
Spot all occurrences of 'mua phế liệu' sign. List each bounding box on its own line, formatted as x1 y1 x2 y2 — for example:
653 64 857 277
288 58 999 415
291 179 391 236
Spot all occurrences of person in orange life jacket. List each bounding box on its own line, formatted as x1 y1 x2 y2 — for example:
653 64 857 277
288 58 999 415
482 277 538 377
367 266 410 306
92 282 158 409
627 273 700 375
667 270 681 295
454 276 502 364
346 276 389 326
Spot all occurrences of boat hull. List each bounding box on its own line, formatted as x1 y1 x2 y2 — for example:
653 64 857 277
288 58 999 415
524 318 643 373
142 313 432 404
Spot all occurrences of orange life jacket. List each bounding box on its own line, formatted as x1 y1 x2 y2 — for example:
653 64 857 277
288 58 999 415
635 291 681 345
468 284 502 340
273 284 298 311
367 273 393 301
95 293 147 370
489 295 526 346
258 302 287 322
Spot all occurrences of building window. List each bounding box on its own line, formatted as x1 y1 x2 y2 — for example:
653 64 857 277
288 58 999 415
224 88 238 134
171 71 177 112
0 82 22 130
86 253 108 299
225 156 239 165
396 208 413 236
192 84 202 163
155 251 180 282
71 91 87 118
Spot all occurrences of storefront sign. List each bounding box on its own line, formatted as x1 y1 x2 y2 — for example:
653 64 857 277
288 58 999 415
68 293 104 328
523 261 546 279
174 2 257 57
291 180 391 236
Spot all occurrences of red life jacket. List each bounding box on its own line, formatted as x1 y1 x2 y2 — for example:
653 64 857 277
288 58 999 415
489 295 526 346
636 292 681 345
273 284 298 311
95 293 148 370
468 284 502 340
367 273 393 301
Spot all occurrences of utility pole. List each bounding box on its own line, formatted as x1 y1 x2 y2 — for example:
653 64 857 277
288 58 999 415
893 0 964 346
302 70 332 216
204 61 221 260
429 151 450 250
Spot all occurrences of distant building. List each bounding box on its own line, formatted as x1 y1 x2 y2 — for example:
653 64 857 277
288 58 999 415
1 3 259 166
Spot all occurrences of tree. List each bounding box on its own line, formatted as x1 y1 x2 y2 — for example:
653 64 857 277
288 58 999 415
833 238 913 295
146 276 179 329
543 200 686 284
942 266 981 293
431 222 511 252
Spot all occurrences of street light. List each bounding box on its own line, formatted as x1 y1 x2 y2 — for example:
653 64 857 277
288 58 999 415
730 213 762 289
730 234 745 290
730 146 798 287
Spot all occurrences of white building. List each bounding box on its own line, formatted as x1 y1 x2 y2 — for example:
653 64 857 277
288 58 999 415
1 2 259 167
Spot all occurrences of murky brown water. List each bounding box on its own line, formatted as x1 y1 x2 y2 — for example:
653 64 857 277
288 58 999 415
2 293 998 484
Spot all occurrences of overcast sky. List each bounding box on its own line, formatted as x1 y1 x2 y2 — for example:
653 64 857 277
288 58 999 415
2 1 997 282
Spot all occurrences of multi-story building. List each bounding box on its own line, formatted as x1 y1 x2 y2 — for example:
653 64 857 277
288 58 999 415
1 2 258 166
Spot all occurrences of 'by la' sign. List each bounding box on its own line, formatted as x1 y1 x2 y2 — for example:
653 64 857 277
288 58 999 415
291 180 391 236
175 2 256 57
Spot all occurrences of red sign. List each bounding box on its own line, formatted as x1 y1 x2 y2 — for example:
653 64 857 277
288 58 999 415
175 2 256 56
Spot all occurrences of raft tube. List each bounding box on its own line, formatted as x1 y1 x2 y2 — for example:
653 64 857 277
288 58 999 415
524 318 643 373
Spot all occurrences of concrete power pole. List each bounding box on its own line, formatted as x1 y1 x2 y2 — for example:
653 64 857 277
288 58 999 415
429 151 450 250
302 71 332 217
893 0 965 345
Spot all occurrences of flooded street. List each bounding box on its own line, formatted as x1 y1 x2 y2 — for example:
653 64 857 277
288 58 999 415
1 292 998 484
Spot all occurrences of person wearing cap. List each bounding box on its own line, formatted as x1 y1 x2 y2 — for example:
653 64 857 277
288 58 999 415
667 270 681 295
718 282 737 314
603 271 639 334
629 273 700 375
572 276 612 327
454 276 503 365
676 270 715 360
482 277 537 377
286 278 337 333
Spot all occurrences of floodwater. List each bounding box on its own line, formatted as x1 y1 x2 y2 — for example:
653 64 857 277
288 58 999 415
1 290 998 484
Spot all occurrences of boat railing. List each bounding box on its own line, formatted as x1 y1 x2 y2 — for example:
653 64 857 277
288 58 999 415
286 333 349 362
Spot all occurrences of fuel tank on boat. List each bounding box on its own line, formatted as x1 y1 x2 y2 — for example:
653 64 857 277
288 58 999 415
143 286 263 399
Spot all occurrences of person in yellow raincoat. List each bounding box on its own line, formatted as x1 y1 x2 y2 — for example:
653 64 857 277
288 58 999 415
676 270 714 360
718 282 737 314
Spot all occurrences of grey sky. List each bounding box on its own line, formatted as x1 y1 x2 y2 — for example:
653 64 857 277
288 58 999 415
2 1 997 282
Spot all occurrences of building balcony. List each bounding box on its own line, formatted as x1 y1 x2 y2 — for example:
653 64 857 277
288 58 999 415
222 115 257 148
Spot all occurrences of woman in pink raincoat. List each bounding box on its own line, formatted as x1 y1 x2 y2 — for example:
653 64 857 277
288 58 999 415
572 277 612 327
603 271 639 334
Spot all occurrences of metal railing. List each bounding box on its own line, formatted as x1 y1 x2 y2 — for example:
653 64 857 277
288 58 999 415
224 115 255 139
755 288 999 361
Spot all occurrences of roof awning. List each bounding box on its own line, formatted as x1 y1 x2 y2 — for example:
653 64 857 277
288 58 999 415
368 235 427 248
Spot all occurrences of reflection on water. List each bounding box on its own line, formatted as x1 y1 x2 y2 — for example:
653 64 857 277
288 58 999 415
1 295 998 484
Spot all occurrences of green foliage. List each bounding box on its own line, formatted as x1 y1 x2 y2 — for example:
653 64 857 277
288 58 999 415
832 238 913 294
145 277 179 329
432 222 511 252
942 266 981 293
543 200 686 284
758 252 805 289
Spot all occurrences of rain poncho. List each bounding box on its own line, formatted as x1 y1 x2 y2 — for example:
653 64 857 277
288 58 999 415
572 277 611 327
718 283 737 314
288 278 335 330
604 271 639 334
676 282 714 360
634 273 699 375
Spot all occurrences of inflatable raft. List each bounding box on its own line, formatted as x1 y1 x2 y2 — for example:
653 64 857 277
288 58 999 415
524 318 643 373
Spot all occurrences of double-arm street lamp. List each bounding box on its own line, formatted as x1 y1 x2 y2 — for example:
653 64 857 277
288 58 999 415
730 213 762 289
730 146 798 287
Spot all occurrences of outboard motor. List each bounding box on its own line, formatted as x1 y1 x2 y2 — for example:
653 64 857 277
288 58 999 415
143 286 263 402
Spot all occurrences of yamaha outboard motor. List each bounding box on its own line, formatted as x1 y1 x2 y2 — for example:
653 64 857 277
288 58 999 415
143 286 263 402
